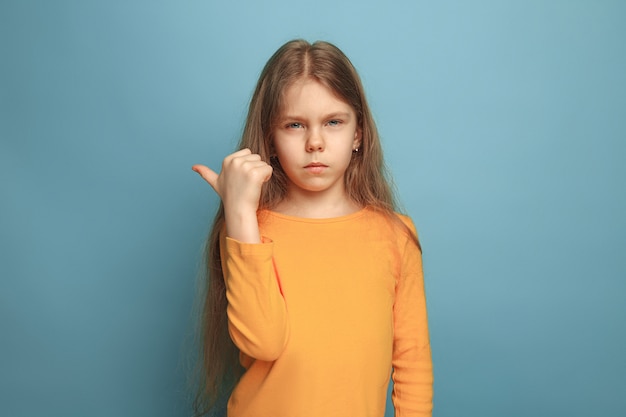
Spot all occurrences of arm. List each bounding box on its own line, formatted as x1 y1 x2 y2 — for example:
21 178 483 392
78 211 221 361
392 218 433 416
194 149 289 360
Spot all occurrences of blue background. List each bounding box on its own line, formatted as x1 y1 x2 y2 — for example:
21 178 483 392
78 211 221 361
1 1 625 416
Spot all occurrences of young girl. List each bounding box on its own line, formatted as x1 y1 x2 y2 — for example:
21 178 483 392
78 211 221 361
192 39 432 417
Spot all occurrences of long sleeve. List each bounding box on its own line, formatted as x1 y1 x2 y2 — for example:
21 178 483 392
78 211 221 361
392 219 433 416
221 234 290 361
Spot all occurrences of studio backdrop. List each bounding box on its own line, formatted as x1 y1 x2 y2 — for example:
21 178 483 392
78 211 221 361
1 1 625 416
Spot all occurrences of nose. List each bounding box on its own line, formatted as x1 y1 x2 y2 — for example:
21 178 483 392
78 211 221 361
306 128 325 152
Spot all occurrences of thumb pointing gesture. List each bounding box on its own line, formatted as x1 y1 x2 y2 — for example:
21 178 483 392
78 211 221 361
192 149 273 213
192 164 221 197
193 149 272 243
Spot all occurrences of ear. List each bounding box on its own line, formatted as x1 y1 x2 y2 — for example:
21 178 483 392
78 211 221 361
352 128 362 150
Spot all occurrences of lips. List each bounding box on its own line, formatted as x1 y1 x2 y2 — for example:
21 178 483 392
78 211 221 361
305 162 328 168
304 162 328 174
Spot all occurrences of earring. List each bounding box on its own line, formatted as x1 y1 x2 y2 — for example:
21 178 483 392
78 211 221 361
353 147 360 153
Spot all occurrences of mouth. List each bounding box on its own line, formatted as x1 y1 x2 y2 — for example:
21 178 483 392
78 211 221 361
304 162 328 174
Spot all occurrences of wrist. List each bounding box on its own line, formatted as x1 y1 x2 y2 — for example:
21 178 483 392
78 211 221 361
224 208 261 243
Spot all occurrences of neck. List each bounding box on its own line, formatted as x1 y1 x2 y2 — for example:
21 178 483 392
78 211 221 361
273 188 362 219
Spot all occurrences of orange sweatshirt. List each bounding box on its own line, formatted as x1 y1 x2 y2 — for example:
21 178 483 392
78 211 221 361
221 208 432 417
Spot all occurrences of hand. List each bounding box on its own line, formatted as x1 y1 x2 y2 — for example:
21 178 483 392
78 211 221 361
192 148 273 215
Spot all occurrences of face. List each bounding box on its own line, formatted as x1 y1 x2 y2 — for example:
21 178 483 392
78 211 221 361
273 78 361 203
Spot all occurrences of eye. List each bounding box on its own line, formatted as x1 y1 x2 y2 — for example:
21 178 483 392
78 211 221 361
286 122 303 129
327 119 342 127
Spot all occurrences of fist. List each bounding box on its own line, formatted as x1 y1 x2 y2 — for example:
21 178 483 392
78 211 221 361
192 148 273 213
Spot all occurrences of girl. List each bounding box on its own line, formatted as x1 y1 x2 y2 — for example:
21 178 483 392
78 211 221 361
192 39 432 417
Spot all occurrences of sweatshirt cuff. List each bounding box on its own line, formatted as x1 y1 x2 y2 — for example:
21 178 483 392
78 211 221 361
224 236 274 257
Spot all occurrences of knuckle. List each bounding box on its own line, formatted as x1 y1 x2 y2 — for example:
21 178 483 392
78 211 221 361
250 169 265 182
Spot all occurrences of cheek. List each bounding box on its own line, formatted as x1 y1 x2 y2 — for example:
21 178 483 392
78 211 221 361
274 141 298 166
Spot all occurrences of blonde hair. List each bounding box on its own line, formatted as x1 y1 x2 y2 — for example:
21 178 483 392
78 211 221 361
193 39 419 415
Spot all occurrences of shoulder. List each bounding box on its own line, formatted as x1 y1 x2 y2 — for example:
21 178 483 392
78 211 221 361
359 208 420 243
394 213 417 234
392 212 422 253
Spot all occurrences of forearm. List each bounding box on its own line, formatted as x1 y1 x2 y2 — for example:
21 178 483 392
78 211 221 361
392 345 433 416
222 235 290 361
224 206 261 243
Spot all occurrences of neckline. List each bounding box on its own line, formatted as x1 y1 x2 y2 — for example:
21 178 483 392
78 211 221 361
260 206 370 224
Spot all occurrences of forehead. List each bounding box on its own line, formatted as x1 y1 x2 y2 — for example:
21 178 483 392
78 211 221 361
279 78 353 115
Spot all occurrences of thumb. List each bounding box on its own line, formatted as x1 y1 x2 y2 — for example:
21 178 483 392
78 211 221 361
192 164 220 195
263 165 273 183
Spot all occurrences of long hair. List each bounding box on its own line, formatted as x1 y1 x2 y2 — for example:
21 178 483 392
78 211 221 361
193 39 420 415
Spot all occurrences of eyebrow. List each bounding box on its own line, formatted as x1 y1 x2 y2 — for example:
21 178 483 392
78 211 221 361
280 112 352 121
